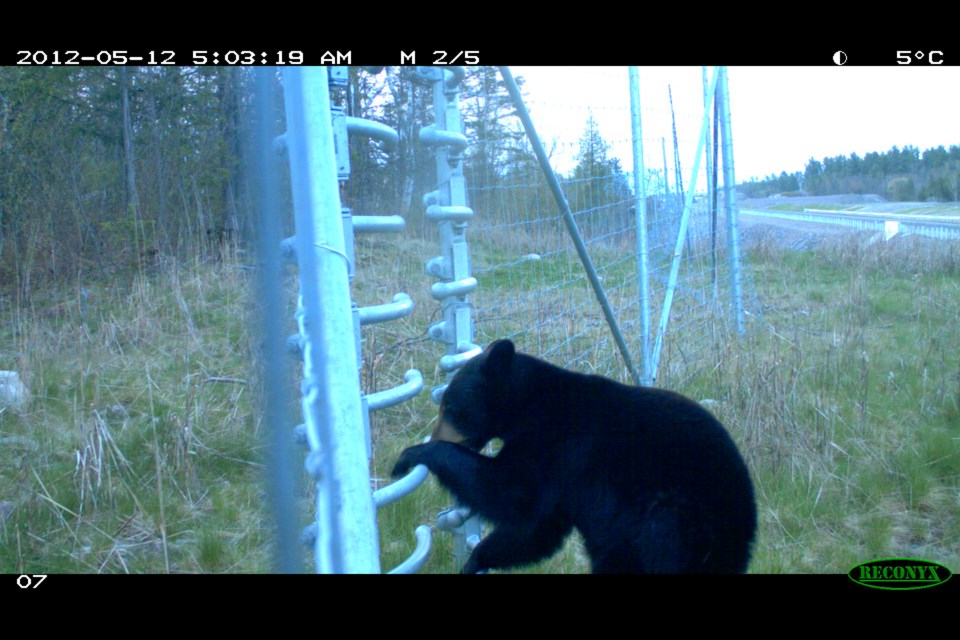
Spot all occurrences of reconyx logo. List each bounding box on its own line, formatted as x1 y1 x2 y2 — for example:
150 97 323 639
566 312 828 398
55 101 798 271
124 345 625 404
849 558 952 591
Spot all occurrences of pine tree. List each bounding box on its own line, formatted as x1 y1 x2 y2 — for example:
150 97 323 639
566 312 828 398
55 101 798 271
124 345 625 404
567 113 631 242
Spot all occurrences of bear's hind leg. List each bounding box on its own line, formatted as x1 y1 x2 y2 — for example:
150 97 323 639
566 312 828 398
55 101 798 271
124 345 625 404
589 504 700 574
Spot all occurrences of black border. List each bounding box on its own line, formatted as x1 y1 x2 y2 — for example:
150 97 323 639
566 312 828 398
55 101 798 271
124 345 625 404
3 39 955 66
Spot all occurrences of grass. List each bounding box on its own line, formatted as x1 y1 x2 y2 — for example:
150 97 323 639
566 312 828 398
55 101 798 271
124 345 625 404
2 226 958 574
710 232 960 572
0 255 274 573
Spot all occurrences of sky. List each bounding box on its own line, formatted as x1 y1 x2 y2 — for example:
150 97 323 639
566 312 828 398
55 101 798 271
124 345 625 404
509 66 960 185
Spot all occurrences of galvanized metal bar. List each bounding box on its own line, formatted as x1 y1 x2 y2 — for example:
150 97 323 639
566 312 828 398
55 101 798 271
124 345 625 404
374 464 430 508
345 116 399 151
629 67 652 386
419 125 469 153
437 506 482 567
282 68 380 574
436 505 481 567
661 137 671 203
717 67 745 335
387 525 433 574
499 65 642 386
358 293 415 325
353 215 406 234
253 68 301 573
430 277 477 300
437 506 474 529
366 369 424 412
651 68 721 383
703 67 714 203
443 66 466 89
703 66 718 299
426 205 474 223
440 343 482 372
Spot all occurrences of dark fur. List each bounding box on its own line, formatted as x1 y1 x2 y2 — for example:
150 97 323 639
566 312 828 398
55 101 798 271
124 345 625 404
392 340 756 574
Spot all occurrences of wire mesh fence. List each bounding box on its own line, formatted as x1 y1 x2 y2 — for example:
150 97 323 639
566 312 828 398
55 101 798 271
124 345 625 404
453 67 760 388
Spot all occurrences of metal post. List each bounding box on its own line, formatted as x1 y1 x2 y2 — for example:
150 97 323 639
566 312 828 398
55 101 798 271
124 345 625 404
651 68 720 383
703 67 718 299
717 67 746 335
661 137 670 206
282 68 380 573
414 66 483 570
629 68 652 386
659 136 670 240
499 66 642 386
253 69 301 573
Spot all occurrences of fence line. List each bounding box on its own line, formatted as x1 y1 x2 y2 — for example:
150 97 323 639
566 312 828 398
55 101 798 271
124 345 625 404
469 67 758 390
265 66 759 572
500 66 642 385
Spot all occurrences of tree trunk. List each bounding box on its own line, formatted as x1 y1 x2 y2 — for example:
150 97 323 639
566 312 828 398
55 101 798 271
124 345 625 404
120 67 140 223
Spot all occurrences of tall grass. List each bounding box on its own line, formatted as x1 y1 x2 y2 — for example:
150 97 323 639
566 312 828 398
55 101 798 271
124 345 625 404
367 229 960 573
0 253 274 573
709 232 960 572
2 230 957 573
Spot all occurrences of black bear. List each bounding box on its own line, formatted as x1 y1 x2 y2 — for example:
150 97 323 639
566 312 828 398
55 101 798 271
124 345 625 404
392 339 757 574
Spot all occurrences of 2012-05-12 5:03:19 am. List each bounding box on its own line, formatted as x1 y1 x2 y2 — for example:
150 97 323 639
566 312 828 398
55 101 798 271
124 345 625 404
14 50 306 65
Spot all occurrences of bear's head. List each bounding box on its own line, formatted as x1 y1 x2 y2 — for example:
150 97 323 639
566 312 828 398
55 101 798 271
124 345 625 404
430 339 515 451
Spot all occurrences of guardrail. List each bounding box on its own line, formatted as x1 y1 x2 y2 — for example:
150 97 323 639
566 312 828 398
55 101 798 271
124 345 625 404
741 208 960 241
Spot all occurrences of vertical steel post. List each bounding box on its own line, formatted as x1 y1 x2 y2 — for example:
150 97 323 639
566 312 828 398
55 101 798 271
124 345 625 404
703 67 714 201
282 68 380 573
703 67 718 300
414 66 483 570
254 69 301 573
717 67 746 335
661 138 671 207
629 68 652 386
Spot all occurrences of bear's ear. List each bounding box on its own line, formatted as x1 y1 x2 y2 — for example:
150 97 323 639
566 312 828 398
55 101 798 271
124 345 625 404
483 339 515 377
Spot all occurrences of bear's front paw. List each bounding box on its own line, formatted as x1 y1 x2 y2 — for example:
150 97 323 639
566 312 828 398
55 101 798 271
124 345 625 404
391 444 429 478
461 553 482 575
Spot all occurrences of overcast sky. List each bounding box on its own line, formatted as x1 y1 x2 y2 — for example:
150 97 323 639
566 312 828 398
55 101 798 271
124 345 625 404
509 66 960 185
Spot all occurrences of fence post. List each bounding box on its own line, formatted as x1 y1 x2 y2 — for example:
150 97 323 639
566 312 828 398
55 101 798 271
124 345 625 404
717 67 746 335
412 66 484 570
253 69 301 573
281 68 380 573
629 68 652 386
703 66 719 300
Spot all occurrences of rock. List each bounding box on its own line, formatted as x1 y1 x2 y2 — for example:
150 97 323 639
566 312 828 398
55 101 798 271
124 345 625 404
0 371 29 412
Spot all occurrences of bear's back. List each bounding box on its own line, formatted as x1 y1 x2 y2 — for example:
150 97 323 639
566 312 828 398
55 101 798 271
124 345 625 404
505 370 757 573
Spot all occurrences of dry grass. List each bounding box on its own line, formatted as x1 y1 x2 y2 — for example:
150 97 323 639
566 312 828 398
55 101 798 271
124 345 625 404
367 227 960 574
0 254 272 573
2 227 957 573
